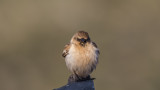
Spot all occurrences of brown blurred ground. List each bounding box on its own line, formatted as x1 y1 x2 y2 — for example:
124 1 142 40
0 0 160 90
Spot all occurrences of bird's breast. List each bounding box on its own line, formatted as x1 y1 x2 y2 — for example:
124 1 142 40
65 43 98 76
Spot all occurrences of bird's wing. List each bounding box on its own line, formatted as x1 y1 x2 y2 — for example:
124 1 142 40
62 43 71 58
92 42 100 55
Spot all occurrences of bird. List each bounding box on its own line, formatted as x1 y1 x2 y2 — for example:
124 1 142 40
62 31 100 83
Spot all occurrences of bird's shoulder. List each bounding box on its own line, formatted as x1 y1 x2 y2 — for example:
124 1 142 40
62 43 71 58
91 42 100 54
92 42 98 48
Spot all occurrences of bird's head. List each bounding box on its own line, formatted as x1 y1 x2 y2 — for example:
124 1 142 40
71 31 91 46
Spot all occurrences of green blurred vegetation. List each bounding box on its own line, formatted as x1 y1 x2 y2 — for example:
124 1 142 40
0 0 160 90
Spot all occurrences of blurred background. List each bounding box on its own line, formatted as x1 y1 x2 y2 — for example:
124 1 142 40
0 0 160 90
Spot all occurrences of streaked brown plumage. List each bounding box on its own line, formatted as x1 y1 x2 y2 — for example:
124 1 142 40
62 31 100 82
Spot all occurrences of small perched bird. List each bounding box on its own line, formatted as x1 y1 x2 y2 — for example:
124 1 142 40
62 31 100 83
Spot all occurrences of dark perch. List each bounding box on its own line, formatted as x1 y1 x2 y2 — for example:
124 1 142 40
53 80 95 90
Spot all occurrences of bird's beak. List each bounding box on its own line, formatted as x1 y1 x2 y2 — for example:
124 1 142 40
81 38 86 43
80 38 86 46
80 42 85 46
